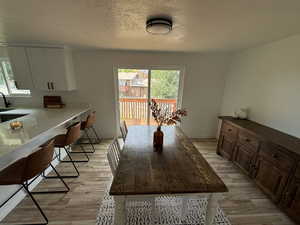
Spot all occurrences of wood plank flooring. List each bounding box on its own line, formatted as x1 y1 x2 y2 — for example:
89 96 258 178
1 139 296 225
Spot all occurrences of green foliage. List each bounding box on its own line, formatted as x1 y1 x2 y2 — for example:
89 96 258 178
118 69 180 99
151 70 179 99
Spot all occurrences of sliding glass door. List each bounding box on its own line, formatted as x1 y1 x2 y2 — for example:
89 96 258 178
117 68 181 126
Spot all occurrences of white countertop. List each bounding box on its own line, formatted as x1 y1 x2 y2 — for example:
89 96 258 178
0 107 90 170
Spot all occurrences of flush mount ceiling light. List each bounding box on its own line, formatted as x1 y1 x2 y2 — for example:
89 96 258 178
146 18 173 35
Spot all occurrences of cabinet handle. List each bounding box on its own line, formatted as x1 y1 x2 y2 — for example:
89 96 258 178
47 82 50 90
284 191 290 202
14 81 19 89
51 82 54 90
228 129 232 132
251 164 258 174
245 138 251 142
272 153 279 159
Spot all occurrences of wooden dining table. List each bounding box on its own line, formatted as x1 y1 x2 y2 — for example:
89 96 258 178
109 125 228 225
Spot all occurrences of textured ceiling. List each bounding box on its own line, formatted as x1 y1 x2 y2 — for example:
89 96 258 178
0 0 300 52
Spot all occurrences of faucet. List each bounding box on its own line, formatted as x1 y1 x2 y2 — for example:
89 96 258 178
0 92 11 108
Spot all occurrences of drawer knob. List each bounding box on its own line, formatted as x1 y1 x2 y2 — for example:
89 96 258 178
272 153 279 159
245 138 251 142
228 129 232 132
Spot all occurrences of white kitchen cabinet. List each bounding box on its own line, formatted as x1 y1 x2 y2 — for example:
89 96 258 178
26 47 76 91
6 47 34 89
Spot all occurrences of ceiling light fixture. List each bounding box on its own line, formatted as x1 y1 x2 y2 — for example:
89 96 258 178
146 18 173 35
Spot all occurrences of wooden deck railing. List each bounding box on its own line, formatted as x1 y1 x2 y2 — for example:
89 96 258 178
119 98 177 120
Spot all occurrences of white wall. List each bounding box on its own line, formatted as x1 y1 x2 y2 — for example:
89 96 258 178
72 50 231 138
221 34 300 138
6 50 231 138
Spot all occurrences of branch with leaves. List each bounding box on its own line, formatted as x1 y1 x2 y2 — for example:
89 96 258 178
150 99 187 127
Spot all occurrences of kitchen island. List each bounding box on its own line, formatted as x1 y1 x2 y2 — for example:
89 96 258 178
0 106 90 220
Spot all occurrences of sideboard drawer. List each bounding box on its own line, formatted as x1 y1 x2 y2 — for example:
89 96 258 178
238 130 260 150
222 122 238 139
260 143 295 172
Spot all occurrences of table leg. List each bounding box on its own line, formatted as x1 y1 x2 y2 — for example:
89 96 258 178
205 193 219 225
181 196 188 221
150 197 156 225
113 196 126 225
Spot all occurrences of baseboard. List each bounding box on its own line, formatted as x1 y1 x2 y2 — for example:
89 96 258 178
0 148 68 221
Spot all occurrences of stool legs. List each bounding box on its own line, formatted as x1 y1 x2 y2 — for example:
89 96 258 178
60 145 89 162
79 126 101 152
74 131 95 154
59 147 80 177
91 126 102 143
69 145 90 162
22 183 48 225
33 163 70 194
84 129 96 153
44 147 80 179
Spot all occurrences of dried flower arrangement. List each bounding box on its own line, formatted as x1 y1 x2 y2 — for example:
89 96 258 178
150 99 187 127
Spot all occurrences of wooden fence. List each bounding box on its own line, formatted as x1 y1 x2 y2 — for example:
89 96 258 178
119 98 177 120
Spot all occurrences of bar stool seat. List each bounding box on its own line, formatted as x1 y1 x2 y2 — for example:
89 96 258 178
53 134 66 147
45 122 88 179
0 139 69 225
79 111 101 152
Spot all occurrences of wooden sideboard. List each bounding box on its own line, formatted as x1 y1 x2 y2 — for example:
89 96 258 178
217 117 300 223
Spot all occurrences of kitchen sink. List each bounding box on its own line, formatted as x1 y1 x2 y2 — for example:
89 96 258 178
0 113 28 123
0 108 15 112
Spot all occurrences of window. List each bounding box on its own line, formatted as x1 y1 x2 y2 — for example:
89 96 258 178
117 68 182 126
0 59 30 96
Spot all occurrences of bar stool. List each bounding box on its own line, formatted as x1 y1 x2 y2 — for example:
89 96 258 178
80 111 102 153
53 122 89 178
0 139 69 225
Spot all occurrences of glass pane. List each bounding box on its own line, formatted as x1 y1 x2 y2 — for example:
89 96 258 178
118 69 148 126
150 70 180 125
2 61 30 95
0 65 8 95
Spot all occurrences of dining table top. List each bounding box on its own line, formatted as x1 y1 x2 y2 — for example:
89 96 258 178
109 125 228 196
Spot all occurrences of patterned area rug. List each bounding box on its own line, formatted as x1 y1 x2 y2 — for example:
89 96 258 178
96 191 231 225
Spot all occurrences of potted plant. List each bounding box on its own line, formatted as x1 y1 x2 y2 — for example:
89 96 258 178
150 99 187 151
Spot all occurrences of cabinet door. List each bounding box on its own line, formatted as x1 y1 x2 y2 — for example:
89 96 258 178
233 145 255 177
6 47 34 89
254 156 289 202
26 48 68 91
218 133 235 160
284 177 300 223
43 48 68 91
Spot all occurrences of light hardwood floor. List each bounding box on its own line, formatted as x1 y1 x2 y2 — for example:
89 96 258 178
1 139 296 225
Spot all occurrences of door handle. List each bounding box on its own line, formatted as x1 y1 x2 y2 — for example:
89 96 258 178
51 82 54 90
47 82 50 90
